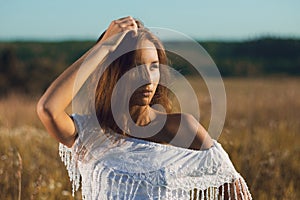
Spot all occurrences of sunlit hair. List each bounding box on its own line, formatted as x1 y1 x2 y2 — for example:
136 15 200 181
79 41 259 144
93 19 172 134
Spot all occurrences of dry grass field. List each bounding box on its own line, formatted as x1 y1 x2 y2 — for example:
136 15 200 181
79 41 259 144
0 78 299 199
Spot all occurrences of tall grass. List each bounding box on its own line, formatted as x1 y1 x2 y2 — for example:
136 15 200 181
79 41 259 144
218 78 300 199
0 94 80 199
0 78 299 199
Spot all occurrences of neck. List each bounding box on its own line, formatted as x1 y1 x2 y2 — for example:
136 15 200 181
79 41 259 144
129 105 151 126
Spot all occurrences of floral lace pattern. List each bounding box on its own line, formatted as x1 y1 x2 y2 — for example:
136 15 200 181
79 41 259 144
59 114 252 199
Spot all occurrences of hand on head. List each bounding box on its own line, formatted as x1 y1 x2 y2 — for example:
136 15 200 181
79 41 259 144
99 16 139 51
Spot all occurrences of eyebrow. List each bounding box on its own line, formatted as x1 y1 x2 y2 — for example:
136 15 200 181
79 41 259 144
136 60 159 66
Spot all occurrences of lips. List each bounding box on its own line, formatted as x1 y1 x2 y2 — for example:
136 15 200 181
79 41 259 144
137 89 153 97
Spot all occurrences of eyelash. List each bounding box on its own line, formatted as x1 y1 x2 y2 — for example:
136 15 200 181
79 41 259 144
150 64 159 70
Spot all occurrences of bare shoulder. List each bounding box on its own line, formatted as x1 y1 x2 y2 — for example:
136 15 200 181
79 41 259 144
164 112 199 130
154 111 213 150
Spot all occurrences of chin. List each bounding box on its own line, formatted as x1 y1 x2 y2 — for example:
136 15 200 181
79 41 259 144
130 96 154 106
135 99 151 106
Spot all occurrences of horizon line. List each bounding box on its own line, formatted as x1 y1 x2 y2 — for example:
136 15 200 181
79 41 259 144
1 34 300 43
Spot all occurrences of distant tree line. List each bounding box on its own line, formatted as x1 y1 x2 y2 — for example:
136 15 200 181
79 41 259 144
0 41 93 95
0 38 299 95
201 38 300 77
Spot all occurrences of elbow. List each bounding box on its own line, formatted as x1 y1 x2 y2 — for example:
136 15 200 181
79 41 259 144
36 97 76 148
36 98 55 121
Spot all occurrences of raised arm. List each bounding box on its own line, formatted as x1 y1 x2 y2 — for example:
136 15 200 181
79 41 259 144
37 16 138 147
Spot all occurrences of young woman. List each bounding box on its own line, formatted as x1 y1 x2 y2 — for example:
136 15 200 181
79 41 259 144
37 16 252 199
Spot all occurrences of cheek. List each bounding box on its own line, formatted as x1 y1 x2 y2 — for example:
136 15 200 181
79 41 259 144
150 70 160 84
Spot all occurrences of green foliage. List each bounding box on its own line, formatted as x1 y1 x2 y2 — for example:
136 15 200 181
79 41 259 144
201 38 300 77
0 38 299 95
0 41 94 94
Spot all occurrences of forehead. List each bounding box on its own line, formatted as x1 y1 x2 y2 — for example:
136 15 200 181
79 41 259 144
136 40 158 64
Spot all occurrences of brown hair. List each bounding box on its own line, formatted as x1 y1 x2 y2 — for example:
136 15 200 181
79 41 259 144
93 19 172 134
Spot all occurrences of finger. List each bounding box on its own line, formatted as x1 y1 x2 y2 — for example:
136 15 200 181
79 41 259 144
131 20 138 36
118 21 134 29
118 25 137 40
111 16 135 28
114 17 134 27
105 20 135 39
116 16 134 23
118 19 138 36
117 19 136 28
116 23 137 37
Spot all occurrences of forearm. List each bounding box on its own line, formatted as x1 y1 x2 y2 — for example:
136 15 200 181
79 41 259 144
36 51 86 146
37 42 109 117
37 42 110 146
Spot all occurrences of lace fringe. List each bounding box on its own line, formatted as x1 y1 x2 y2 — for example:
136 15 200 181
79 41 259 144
58 144 253 200
58 141 252 200
57 147 252 200
59 143 80 196
104 184 252 200
102 170 252 200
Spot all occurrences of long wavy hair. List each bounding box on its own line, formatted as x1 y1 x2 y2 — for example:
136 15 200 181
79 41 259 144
93 19 172 134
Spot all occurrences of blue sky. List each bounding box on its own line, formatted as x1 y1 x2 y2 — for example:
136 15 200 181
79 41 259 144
0 0 299 41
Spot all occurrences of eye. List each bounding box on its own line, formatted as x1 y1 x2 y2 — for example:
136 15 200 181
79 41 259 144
150 63 159 71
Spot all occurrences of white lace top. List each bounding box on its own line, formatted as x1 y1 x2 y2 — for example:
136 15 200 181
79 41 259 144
59 114 252 200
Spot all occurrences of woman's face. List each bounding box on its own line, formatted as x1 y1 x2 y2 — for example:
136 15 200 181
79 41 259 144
130 40 160 106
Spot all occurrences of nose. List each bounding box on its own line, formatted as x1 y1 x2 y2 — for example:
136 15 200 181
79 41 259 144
139 65 152 83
